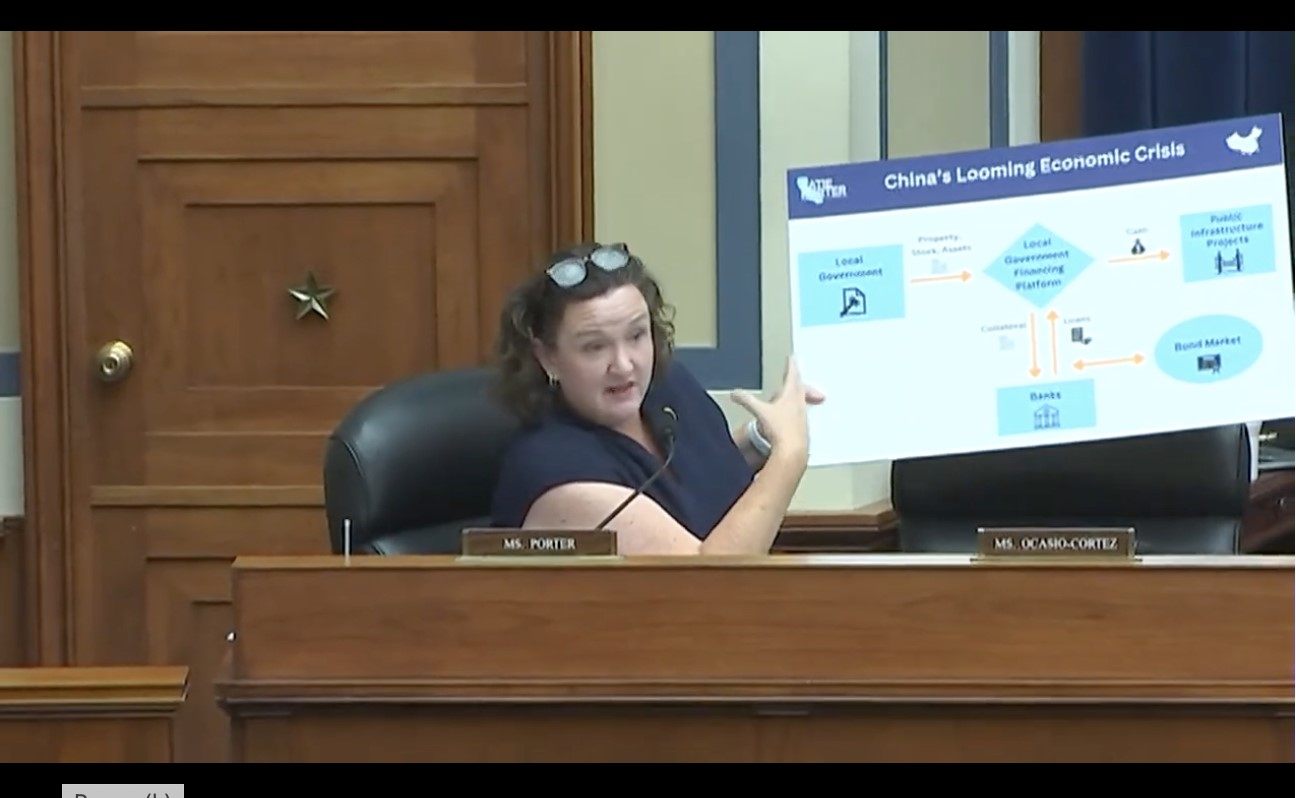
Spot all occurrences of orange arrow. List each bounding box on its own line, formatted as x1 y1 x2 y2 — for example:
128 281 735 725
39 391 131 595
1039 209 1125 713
1028 313 1040 377
910 270 972 284
1047 310 1058 375
1109 250 1170 264
1074 353 1145 370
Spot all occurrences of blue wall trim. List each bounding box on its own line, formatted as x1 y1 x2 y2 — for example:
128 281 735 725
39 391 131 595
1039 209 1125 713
989 31 1010 147
0 351 18 398
676 31 763 390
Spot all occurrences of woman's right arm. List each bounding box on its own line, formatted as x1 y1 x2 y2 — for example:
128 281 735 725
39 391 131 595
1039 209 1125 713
524 445 806 555
695 357 811 554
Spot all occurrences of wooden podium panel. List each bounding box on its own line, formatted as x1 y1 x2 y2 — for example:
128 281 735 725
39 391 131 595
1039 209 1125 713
218 554 1294 762
0 666 188 762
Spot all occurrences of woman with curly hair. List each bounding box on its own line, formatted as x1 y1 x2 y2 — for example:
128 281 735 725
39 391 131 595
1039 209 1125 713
490 242 823 555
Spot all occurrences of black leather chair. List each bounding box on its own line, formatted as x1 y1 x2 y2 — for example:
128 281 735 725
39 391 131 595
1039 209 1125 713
323 367 520 555
890 424 1251 554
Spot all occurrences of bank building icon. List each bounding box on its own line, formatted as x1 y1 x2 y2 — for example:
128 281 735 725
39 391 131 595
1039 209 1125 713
1034 404 1060 430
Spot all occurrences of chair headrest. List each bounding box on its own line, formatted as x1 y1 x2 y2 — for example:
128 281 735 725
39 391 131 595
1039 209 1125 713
323 367 521 554
891 424 1250 518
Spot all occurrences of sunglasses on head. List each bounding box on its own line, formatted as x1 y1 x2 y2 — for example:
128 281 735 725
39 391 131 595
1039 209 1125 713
546 243 632 288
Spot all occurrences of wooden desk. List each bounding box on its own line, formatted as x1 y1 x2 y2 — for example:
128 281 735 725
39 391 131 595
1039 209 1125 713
0 666 188 762
774 501 898 552
218 554 1293 763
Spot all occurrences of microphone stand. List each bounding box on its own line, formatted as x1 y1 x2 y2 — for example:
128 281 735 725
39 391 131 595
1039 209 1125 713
594 408 678 531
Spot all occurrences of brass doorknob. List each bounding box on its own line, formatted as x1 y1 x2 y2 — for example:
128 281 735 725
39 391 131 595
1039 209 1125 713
95 340 135 383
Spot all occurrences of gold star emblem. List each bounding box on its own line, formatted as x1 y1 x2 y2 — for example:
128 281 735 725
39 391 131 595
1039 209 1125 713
288 271 336 320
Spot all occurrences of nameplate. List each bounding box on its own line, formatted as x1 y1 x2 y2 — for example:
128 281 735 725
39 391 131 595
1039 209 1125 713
460 528 617 558
975 527 1136 561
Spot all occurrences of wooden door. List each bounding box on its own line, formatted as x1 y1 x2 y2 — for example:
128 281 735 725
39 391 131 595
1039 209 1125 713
14 30 591 761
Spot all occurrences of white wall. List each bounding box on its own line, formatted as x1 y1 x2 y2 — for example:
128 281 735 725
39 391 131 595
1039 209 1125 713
592 31 717 348
745 31 878 509
886 31 990 157
1009 31 1041 146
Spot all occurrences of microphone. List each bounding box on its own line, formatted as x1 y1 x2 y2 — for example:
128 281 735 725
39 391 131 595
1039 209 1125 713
659 405 679 443
595 405 678 531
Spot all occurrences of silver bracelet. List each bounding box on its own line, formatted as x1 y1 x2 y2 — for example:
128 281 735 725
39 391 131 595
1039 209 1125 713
745 418 772 458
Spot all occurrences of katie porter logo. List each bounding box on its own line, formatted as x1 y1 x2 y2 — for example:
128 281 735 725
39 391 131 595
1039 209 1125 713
796 175 847 205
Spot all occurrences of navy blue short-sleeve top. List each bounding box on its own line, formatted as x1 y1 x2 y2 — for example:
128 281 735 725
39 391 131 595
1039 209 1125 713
490 360 754 539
